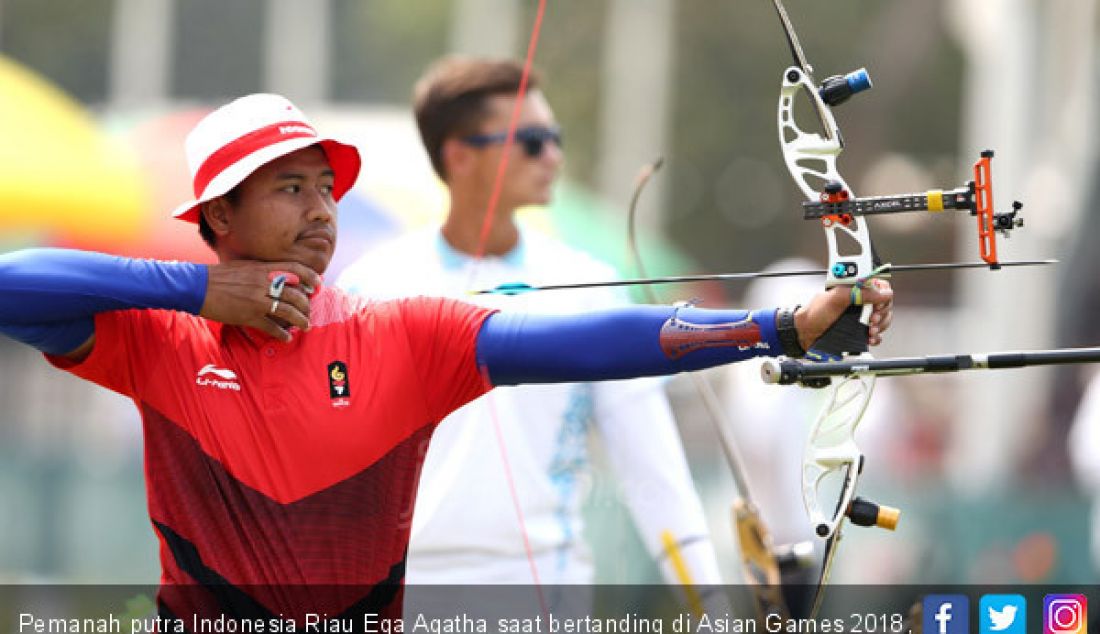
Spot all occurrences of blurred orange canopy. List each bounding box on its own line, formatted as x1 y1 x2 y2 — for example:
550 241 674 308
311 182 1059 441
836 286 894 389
0 54 147 246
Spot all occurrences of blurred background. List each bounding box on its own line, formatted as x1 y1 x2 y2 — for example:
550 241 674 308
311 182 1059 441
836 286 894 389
0 0 1098 587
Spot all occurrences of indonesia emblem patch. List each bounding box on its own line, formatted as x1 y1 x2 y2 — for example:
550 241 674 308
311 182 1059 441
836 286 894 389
328 361 350 407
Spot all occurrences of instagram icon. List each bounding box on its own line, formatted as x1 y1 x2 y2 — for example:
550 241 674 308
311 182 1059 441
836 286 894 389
1045 595 1088 634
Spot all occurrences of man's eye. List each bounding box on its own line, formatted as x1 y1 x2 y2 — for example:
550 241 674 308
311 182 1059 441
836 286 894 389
282 184 301 194
320 184 334 196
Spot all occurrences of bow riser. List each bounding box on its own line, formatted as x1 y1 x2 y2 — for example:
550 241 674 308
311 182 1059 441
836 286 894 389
777 60 881 557
779 67 877 291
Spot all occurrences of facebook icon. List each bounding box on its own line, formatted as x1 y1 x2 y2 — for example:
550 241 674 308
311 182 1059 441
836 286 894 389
925 595 971 634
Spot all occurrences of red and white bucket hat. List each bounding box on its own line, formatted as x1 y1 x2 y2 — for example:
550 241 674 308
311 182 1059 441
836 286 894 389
171 93 361 223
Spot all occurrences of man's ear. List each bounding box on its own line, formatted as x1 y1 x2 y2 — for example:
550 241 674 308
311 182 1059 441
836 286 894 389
441 137 472 179
201 198 233 238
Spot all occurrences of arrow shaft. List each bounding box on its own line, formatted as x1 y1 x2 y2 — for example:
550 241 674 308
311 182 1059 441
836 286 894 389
474 259 1056 295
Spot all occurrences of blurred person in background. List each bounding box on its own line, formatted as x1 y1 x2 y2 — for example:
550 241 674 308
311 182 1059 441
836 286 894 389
0 92 893 620
338 56 723 588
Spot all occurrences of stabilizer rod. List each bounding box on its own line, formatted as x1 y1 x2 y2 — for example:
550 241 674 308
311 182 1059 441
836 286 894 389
761 347 1100 386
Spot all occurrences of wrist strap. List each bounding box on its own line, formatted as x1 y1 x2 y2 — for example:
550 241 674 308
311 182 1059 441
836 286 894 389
776 306 805 358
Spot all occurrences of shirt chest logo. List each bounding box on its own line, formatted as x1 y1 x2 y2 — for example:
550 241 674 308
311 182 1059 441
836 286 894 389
195 363 242 392
328 361 350 408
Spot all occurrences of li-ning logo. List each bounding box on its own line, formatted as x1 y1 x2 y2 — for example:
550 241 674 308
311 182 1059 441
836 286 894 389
328 361 350 407
279 124 314 136
195 364 241 391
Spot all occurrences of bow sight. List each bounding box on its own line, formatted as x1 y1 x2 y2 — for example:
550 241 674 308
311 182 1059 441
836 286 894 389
804 150 1025 275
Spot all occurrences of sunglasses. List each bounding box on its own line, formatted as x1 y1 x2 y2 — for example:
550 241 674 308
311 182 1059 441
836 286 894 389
462 125 563 158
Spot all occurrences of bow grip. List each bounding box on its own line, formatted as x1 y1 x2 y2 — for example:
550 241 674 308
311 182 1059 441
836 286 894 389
809 304 869 358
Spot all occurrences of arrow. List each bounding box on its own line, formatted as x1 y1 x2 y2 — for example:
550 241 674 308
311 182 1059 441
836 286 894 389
471 259 1057 296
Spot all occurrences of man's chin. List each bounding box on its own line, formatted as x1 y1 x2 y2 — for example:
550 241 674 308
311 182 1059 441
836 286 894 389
528 190 554 207
283 250 330 276
305 256 330 276
306 244 335 267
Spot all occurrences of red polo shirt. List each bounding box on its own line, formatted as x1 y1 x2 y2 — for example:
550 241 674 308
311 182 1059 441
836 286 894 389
49 287 494 620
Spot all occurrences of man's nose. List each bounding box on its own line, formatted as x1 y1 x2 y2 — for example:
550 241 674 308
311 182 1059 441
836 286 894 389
543 140 564 166
306 188 336 223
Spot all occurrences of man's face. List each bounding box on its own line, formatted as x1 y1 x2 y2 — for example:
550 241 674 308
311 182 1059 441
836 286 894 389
467 91 563 207
218 146 338 273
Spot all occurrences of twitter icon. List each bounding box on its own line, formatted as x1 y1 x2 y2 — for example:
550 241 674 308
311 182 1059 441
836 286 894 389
981 594 1027 634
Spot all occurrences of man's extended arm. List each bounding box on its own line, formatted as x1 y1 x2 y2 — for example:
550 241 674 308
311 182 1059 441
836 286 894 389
0 249 319 360
475 282 892 385
1 248 892 379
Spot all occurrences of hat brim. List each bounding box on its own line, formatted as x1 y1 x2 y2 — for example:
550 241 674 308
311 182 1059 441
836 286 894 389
171 137 362 224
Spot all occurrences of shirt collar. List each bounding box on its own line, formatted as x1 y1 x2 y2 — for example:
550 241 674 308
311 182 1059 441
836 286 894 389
435 230 526 270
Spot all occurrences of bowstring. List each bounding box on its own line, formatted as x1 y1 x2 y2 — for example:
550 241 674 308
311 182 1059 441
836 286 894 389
463 0 550 616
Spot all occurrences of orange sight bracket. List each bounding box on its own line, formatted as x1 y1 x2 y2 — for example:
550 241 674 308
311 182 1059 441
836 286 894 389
820 181 854 228
974 150 999 268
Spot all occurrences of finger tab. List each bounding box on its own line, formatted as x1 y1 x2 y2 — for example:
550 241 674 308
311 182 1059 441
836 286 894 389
268 270 301 286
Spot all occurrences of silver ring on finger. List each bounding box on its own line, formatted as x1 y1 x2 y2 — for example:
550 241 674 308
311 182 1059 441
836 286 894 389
269 299 280 316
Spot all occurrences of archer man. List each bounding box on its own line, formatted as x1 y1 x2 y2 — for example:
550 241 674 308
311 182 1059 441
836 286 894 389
0 93 892 622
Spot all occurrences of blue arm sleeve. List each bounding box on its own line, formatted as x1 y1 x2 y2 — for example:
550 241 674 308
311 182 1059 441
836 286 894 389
0 248 208 355
476 305 780 386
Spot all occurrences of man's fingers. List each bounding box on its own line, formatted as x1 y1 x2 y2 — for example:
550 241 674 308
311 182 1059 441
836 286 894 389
268 270 301 287
253 317 292 342
202 260 322 332
268 291 310 331
257 263 316 332
277 287 311 325
856 280 893 346
857 280 893 304
872 302 893 330
271 262 322 294
261 265 315 331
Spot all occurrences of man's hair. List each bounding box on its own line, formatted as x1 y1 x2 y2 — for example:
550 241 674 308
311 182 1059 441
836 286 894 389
413 56 540 180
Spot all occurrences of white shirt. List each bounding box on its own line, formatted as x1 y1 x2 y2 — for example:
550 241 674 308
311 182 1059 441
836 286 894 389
336 227 722 585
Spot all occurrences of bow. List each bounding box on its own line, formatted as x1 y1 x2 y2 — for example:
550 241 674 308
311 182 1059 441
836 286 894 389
765 0 1033 617
765 0 885 617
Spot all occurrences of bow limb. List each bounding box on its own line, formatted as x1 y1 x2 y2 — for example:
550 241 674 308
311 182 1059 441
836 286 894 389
800 374 874 617
626 160 795 620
